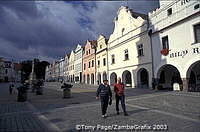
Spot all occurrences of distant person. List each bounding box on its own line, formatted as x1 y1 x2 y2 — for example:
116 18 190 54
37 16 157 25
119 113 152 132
114 77 128 116
96 79 112 118
9 82 14 95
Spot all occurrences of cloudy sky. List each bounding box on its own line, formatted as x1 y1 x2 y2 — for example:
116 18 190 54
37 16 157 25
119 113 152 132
0 0 159 62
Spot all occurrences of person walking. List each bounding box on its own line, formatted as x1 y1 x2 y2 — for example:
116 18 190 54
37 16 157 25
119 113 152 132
114 77 128 116
96 79 112 118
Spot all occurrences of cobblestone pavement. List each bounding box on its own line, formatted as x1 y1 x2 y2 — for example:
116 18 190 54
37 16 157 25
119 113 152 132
0 82 200 132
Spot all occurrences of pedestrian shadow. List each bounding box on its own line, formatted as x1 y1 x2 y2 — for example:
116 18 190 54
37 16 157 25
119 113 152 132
107 108 149 118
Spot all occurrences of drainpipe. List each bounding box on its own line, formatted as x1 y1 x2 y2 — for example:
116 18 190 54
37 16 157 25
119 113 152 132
107 43 109 85
147 17 155 90
94 45 97 85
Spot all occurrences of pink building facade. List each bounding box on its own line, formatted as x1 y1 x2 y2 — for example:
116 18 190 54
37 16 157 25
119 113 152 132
82 40 97 85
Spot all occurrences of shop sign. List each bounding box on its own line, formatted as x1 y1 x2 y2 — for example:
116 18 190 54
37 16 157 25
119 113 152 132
169 47 200 58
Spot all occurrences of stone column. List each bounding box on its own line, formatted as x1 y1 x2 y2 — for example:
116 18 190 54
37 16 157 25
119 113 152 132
182 78 188 92
152 78 159 90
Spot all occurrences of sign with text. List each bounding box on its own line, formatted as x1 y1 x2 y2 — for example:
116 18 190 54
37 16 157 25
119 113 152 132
169 47 200 58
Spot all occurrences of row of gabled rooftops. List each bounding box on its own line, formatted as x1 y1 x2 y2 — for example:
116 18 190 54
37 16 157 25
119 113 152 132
51 2 175 64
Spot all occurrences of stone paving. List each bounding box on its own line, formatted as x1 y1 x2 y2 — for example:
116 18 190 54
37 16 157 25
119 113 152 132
0 82 200 132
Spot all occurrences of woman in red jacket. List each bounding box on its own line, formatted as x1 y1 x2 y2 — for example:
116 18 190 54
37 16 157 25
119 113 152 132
114 77 128 116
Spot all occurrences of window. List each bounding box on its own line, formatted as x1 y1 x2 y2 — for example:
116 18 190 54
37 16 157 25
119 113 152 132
111 55 115 64
124 49 129 60
98 60 100 67
103 58 106 66
194 4 200 10
89 49 90 54
194 23 200 43
167 8 172 16
122 28 125 36
86 51 88 55
5 69 7 74
88 61 90 68
162 36 169 49
92 60 94 67
100 45 102 49
137 44 144 57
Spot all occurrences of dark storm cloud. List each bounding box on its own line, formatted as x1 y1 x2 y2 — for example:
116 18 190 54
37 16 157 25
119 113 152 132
0 1 159 62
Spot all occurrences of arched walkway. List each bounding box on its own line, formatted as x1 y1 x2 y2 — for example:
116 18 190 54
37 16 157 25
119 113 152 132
83 74 86 83
186 61 200 92
97 73 101 85
110 72 117 86
137 68 149 88
103 72 107 81
157 64 182 90
87 74 90 84
91 73 94 84
122 70 132 87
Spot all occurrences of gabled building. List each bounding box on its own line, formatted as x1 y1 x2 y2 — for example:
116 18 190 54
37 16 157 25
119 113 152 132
68 50 75 82
0 58 4 82
64 53 70 82
74 44 83 83
13 63 22 82
3 61 14 82
58 58 65 82
54 61 60 81
148 0 200 91
45 64 53 81
96 35 108 85
82 40 97 85
108 6 152 88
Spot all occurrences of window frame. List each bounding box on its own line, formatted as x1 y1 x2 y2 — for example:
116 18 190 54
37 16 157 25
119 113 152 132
92 60 94 67
97 60 100 68
111 54 115 64
193 23 200 43
167 8 172 16
103 58 106 66
137 44 144 57
162 36 169 49
124 49 129 60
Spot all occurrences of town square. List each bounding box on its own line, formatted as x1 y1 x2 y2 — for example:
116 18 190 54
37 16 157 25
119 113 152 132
0 0 200 131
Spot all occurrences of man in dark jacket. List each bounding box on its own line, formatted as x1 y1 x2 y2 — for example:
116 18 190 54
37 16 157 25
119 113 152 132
114 77 128 116
96 79 112 118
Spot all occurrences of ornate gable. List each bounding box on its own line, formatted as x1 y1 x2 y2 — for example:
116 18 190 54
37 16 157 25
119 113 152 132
108 6 147 45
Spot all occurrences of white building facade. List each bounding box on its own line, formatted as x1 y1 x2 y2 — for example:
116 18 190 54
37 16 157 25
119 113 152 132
108 6 152 88
74 44 83 83
64 54 69 82
45 64 52 81
96 35 108 85
148 0 200 91
68 50 75 82
58 58 65 82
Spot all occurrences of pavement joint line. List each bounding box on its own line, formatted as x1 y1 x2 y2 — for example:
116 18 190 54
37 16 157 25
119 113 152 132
26 102 61 132
127 104 200 124
126 92 172 101
170 93 200 98
0 102 100 117
39 102 100 114
0 110 36 116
